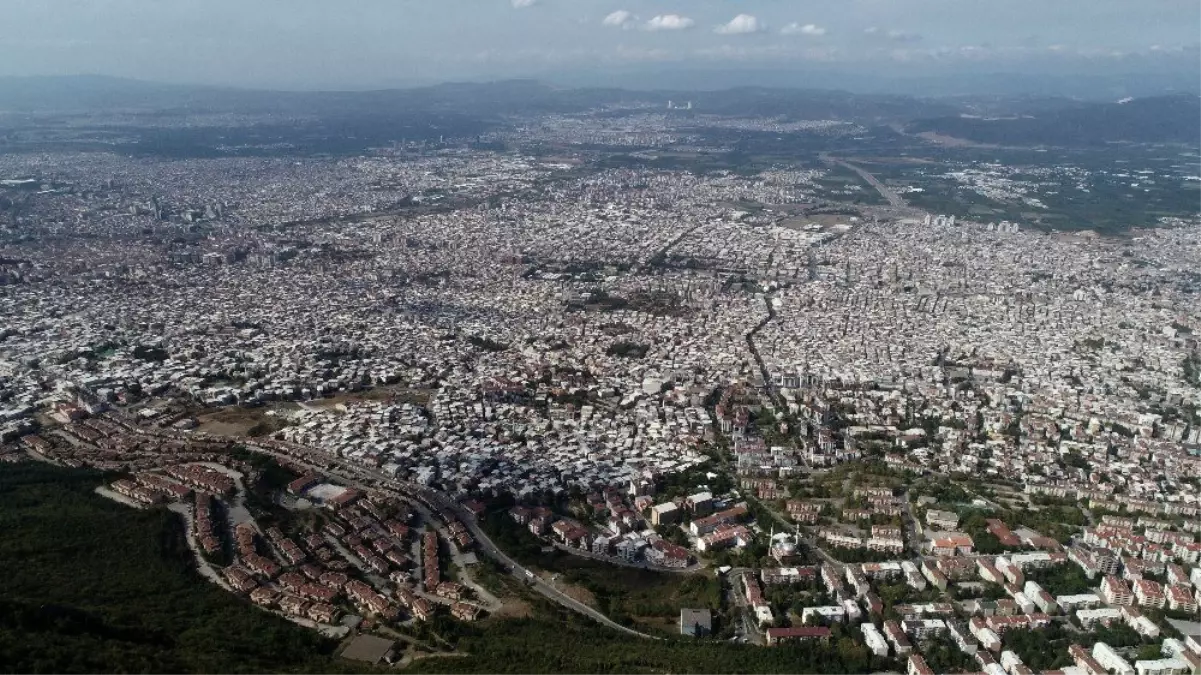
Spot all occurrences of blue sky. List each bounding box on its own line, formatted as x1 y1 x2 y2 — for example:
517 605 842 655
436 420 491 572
0 0 1197 89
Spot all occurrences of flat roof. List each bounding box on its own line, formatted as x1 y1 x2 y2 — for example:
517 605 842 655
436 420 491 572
341 634 395 664
680 608 712 627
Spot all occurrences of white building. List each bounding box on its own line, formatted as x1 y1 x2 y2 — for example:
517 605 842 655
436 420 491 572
1133 658 1189 675
800 605 846 624
1093 642 1135 675
861 623 889 657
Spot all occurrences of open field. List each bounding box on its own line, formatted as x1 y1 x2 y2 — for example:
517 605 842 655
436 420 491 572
194 406 271 436
194 404 298 437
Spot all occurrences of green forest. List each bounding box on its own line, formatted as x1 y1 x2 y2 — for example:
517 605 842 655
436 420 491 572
400 614 900 674
4 463 885 674
0 463 359 673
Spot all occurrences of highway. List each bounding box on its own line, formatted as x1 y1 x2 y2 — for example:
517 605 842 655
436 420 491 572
819 154 907 208
231 436 659 639
115 418 661 639
413 487 660 640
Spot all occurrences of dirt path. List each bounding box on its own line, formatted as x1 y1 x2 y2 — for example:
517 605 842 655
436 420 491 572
167 502 234 591
93 485 146 510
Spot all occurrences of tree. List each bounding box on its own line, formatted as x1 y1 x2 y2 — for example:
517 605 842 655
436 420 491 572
1136 644 1164 661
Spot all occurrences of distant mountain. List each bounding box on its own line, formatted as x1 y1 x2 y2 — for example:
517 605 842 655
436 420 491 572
0 75 963 124
2 76 1195 145
0 74 210 111
906 94 1201 146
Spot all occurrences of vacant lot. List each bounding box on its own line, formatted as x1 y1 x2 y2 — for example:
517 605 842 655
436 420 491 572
195 405 296 437
543 556 722 636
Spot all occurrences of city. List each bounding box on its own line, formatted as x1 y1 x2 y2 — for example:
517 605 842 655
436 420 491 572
1 2 1200 672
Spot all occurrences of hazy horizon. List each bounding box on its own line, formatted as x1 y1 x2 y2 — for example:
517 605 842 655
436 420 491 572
0 0 1197 96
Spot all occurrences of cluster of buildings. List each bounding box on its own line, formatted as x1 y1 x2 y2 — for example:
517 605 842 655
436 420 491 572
730 541 1201 675
4 156 1197 518
1 93 1200 666
750 215 1200 503
507 491 697 568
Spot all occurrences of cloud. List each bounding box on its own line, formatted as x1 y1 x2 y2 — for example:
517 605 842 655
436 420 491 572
781 23 826 36
864 26 921 42
886 29 922 43
511 0 536 8
715 14 763 35
602 10 634 28
644 14 694 31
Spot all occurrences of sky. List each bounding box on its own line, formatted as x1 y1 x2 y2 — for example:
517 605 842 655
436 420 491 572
0 0 1197 91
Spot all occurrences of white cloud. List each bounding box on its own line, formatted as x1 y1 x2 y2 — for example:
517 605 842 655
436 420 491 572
602 10 635 28
886 29 922 43
644 14 694 31
714 14 763 35
511 0 537 8
781 23 826 36
864 26 921 42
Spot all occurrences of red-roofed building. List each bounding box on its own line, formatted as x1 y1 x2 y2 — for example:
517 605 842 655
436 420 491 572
1167 584 1198 613
461 500 486 518
927 533 974 556
287 474 320 495
986 519 1022 548
1101 575 1133 606
908 654 935 675
1133 578 1165 608
328 488 361 508
764 626 831 645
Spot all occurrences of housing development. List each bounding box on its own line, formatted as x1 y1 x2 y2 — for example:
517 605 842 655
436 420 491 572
0 80 1199 672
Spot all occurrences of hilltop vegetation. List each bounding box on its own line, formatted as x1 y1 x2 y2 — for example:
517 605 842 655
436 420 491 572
0 463 358 673
400 614 899 674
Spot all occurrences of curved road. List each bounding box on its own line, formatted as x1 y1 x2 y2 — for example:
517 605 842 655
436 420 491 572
239 437 659 639
124 422 659 639
745 293 781 409
414 487 660 640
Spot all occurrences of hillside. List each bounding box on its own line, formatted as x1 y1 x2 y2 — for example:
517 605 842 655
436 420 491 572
0 463 359 673
906 95 1201 146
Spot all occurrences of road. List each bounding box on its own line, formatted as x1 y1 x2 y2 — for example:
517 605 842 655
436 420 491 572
900 491 923 555
820 155 906 208
637 222 704 273
745 293 782 409
416 488 659 640
117 421 660 639
234 437 658 639
725 568 764 646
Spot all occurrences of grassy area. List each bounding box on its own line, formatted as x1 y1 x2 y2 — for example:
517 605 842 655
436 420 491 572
195 405 284 437
307 387 433 408
0 462 368 673
1024 562 1095 596
478 509 721 636
548 557 722 635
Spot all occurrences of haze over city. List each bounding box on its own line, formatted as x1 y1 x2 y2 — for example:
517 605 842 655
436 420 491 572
0 0 1198 93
